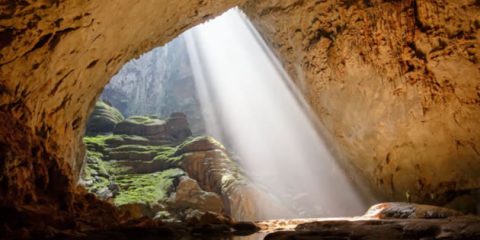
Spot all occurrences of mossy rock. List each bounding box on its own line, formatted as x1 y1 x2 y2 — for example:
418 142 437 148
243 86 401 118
114 168 185 206
104 134 151 147
165 112 192 143
86 101 124 134
174 136 225 156
102 146 181 174
109 144 151 152
113 116 167 136
81 153 111 193
107 150 156 161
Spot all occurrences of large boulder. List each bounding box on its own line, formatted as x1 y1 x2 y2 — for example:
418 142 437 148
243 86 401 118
174 136 225 156
113 113 192 143
113 116 167 137
165 112 193 143
364 202 464 219
168 176 225 214
177 136 293 221
86 101 125 134
104 135 151 148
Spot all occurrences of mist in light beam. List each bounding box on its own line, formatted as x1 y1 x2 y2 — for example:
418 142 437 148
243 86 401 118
185 8 369 219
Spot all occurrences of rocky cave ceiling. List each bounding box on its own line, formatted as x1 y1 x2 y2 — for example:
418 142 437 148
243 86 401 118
0 0 479 219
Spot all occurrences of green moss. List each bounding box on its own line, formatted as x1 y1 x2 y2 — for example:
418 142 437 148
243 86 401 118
174 136 196 149
87 149 104 160
91 176 110 191
86 101 124 134
151 145 181 166
108 150 155 161
151 145 176 157
84 134 151 151
174 135 225 156
125 115 164 125
81 153 111 192
105 134 150 146
84 135 109 147
102 161 134 175
81 126 216 208
95 101 124 121
113 168 185 206
110 144 151 152
108 144 177 158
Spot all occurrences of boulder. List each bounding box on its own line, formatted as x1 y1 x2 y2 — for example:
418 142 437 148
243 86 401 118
106 150 155 161
364 202 464 219
113 116 167 137
184 209 231 225
86 101 124 134
118 203 155 219
174 136 225 156
168 176 224 214
104 135 151 148
165 112 192 143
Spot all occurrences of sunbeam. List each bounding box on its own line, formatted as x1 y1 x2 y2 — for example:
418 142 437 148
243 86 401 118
185 8 368 219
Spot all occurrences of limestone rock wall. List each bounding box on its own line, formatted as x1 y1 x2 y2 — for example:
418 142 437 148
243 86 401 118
101 35 206 135
0 0 479 222
242 0 480 204
0 0 242 211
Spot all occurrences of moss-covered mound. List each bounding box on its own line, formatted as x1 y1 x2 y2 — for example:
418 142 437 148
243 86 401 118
81 110 227 221
81 133 185 217
81 106 248 221
113 116 167 136
86 101 124 134
114 168 185 206
174 136 225 156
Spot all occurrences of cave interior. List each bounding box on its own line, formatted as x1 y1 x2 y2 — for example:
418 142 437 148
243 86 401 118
0 0 479 239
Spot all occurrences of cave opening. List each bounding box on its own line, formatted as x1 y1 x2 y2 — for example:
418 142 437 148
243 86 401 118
81 8 368 224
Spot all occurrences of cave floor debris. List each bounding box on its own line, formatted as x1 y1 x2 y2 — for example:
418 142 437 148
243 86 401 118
54 216 480 240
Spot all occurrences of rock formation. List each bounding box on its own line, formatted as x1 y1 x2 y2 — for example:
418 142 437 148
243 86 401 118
85 101 124 134
0 0 479 238
81 102 283 223
101 36 206 135
242 0 480 205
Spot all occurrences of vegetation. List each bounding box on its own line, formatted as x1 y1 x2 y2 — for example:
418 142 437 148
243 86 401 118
95 101 124 122
125 115 163 125
114 168 185 206
174 135 225 156
82 152 110 192
86 101 124 134
80 104 237 214
81 129 187 206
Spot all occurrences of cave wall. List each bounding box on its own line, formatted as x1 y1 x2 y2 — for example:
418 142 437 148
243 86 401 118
0 0 479 215
242 0 480 204
0 0 241 209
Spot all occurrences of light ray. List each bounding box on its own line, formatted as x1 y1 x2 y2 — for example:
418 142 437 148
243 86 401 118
184 8 368 219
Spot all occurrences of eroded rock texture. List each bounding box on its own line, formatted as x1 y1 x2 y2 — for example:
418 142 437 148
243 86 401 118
243 0 480 204
101 36 206 135
0 0 479 236
0 0 241 217
81 104 282 222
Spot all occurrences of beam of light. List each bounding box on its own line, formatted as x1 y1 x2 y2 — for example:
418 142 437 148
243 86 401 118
184 8 368 220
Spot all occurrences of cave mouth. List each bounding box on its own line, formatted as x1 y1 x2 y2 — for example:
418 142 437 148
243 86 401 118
2 1 480 239
81 8 368 223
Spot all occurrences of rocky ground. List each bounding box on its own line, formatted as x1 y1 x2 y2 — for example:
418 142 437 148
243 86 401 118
258 203 480 240
4 202 477 239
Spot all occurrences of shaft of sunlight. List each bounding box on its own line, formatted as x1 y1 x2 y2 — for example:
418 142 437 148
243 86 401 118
185 8 367 219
